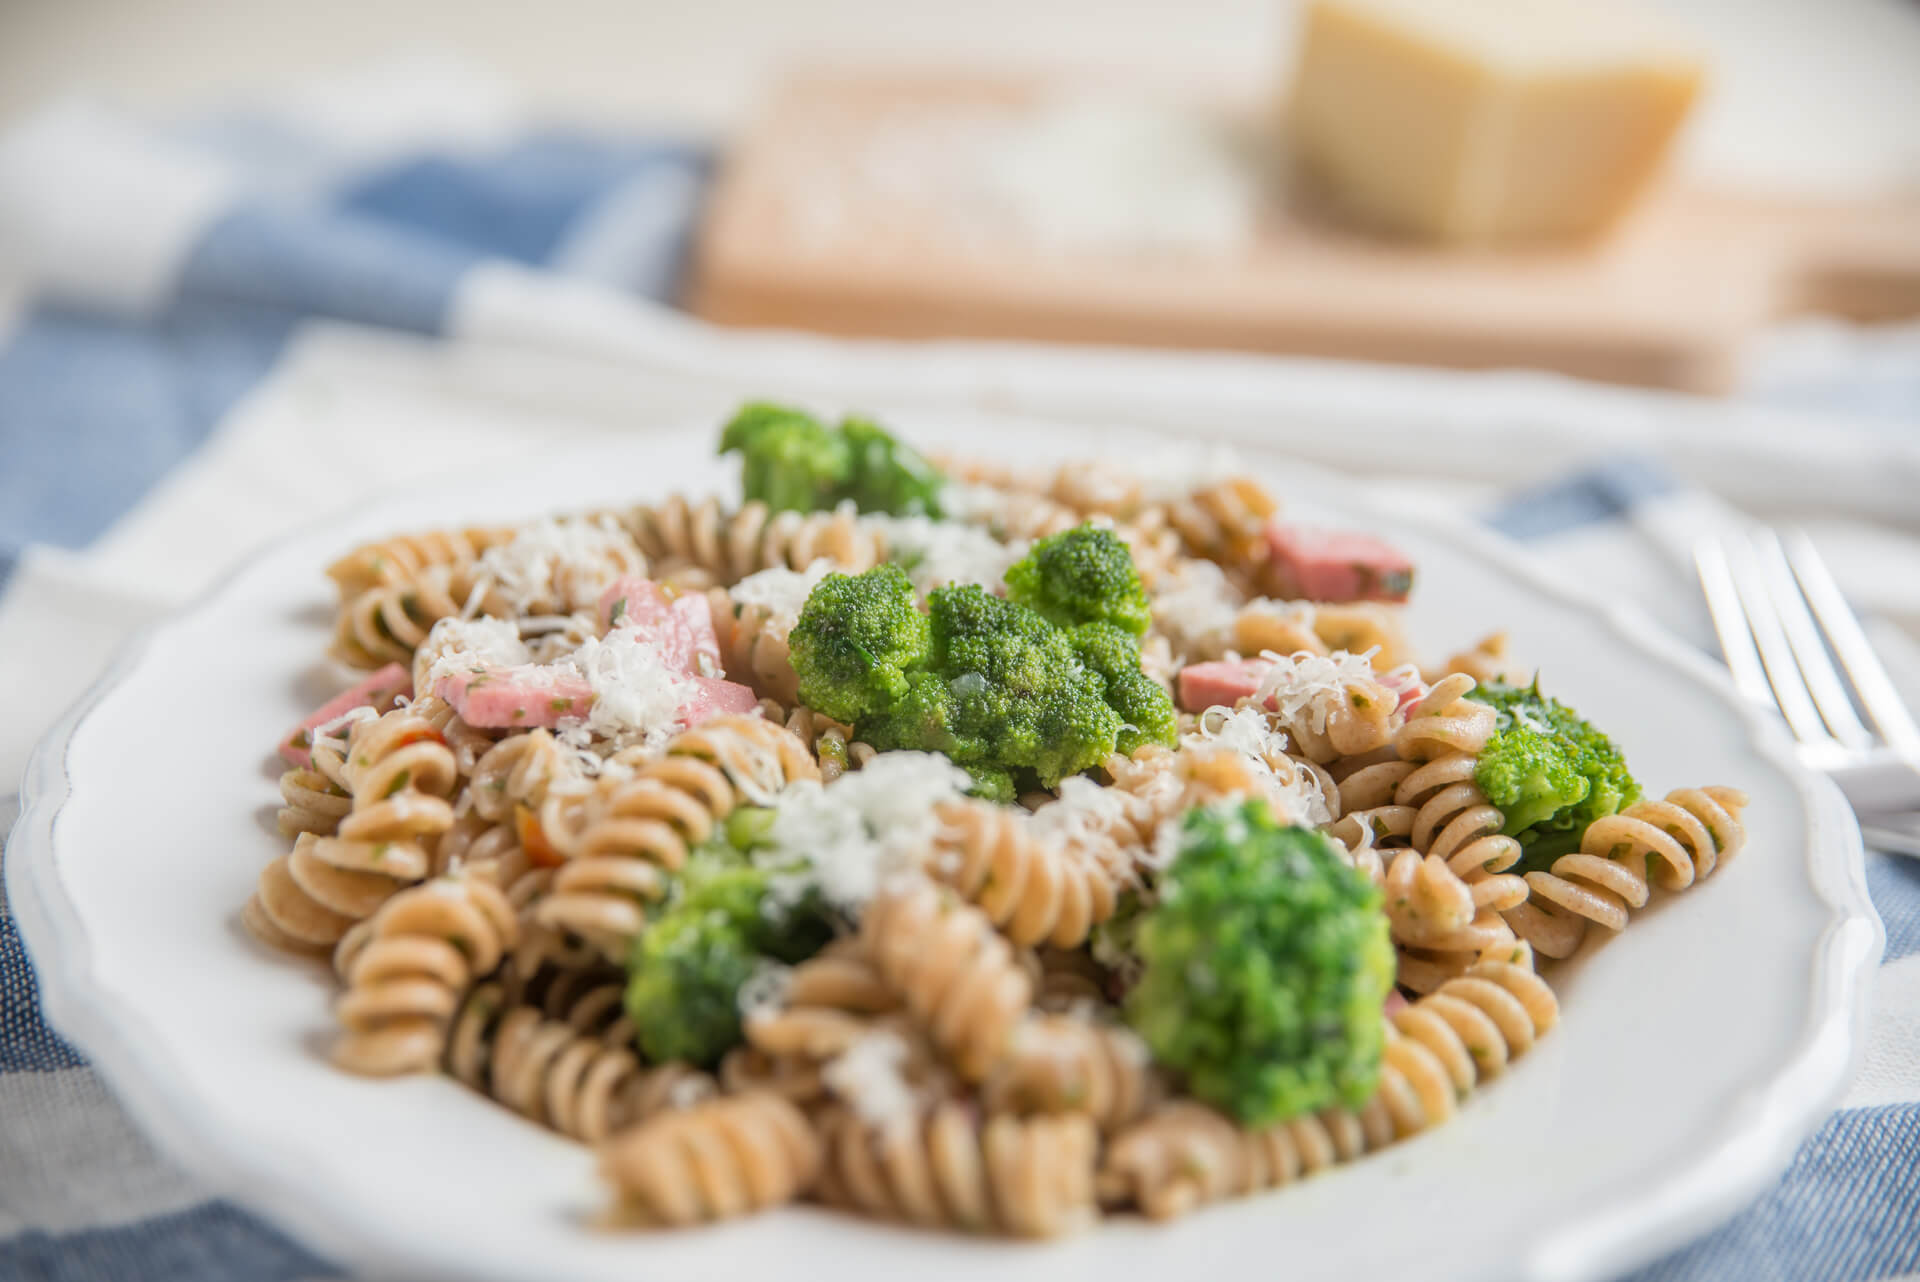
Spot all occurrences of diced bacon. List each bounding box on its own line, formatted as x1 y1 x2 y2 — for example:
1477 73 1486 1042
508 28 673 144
436 668 594 729
278 663 411 765
1177 658 1275 713
597 576 723 675
1262 521 1414 604
1384 989 1410 1018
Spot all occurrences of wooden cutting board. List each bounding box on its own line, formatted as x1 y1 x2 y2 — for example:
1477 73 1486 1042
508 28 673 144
688 73 1920 393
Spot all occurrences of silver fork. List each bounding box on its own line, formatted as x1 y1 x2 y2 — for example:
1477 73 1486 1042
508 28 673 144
1696 527 1920 856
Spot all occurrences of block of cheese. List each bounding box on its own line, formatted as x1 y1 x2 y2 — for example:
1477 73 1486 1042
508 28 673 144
1287 0 1706 244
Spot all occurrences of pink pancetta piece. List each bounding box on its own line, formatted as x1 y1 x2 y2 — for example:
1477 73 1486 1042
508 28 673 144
1262 521 1414 603
435 668 594 729
436 666 757 731
1176 658 1275 714
278 662 411 765
679 676 763 722
597 576 723 674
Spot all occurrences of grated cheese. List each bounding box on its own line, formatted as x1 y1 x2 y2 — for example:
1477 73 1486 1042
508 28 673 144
866 512 1027 593
756 752 972 912
730 559 835 626
1250 648 1385 735
821 1029 920 1131
1149 559 1244 656
558 628 700 747
1185 706 1335 828
736 960 795 1020
415 616 532 695
1029 775 1132 852
475 514 639 614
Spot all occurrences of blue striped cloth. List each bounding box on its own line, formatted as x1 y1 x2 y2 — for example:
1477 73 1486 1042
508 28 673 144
2 70 1917 1282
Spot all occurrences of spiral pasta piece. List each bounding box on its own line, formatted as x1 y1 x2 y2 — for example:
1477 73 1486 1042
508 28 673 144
332 562 485 668
860 877 1034 1082
1505 786 1749 960
330 873 518 1075
445 981 714 1141
745 944 905 1063
923 800 1125 950
533 716 819 957
1438 630 1520 686
1146 477 1278 583
623 494 884 586
1394 754 1526 912
983 1014 1161 1133
245 704 460 954
274 736 353 837
326 524 517 597
600 1091 822 1226
949 484 1082 543
708 590 803 704
1097 1100 1388 1220
753 698 875 781
1270 671 1399 764
1373 961 1558 1136
815 1102 1098 1238
1394 673 1496 762
467 729 580 824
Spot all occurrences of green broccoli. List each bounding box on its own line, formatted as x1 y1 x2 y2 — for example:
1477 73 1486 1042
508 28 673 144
1471 678 1640 865
886 584 1122 787
785 564 930 723
623 852 835 1066
1125 800 1394 1127
717 402 851 515
1004 524 1153 637
717 403 944 517
790 569 1129 788
837 416 946 517
1069 622 1177 755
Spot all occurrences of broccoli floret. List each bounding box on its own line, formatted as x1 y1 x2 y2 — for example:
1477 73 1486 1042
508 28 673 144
623 853 834 1066
718 403 850 515
1125 800 1394 1127
717 403 943 517
791 569 1163 789
838 416 946 517
1069 622 1177 755
1472 678 1640 863
788 564 930 723
1004 524 1152 637
920 585 1121 786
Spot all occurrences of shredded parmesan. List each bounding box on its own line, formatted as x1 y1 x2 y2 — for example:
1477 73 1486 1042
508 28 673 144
822 1029 919 1131
1149 559 1243 656
866 513 1027 593
730 559 834 626
415 616 531 695
1184 707 1335 828
736 960 794 1020
755 752 972 912
1028 776 1131 851
557 628 701 747
1250 648 1384 735
475 515 638 614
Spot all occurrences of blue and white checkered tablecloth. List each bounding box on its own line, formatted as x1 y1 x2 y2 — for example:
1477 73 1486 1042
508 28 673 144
2 56 1918 1282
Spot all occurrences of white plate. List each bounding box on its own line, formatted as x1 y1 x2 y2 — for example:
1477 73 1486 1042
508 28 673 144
7 413 1881 1282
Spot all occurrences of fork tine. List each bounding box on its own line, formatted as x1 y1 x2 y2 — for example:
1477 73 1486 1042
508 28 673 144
1719 530 1838 748
1784 529 1920 757
1752 529 1876 751
1695 536 1773 708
